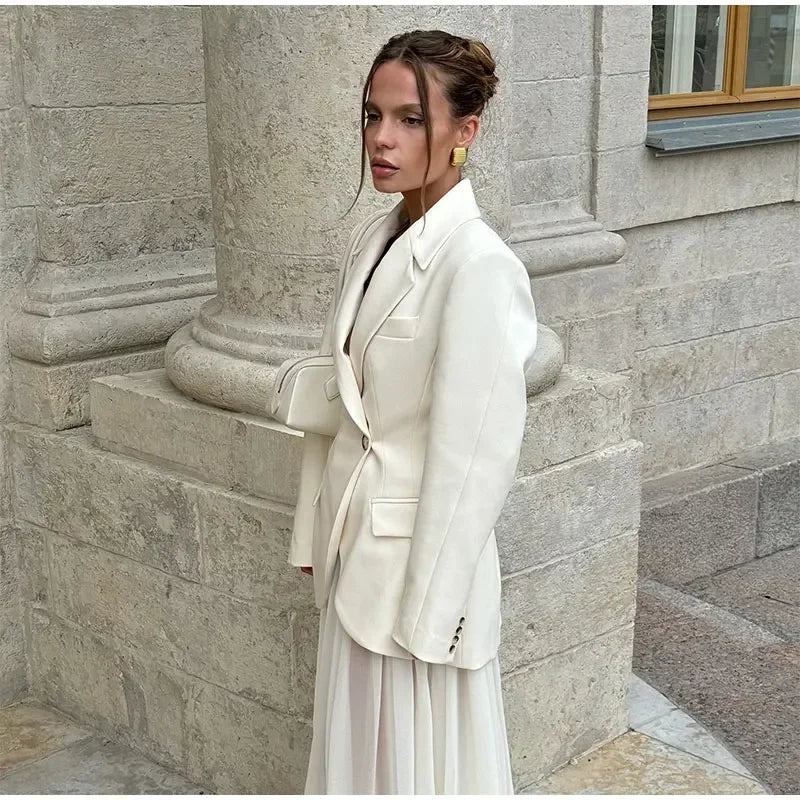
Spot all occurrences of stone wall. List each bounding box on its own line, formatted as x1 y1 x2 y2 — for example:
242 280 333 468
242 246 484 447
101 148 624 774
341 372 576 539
0 6 213 704
508 6 800 480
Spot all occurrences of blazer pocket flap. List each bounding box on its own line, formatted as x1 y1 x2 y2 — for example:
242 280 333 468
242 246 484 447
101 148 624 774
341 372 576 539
370 497 418 537
323 373 339 400
378 314 419 339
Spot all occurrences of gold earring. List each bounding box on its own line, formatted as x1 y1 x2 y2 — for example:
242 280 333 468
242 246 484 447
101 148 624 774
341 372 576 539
450 146 468 166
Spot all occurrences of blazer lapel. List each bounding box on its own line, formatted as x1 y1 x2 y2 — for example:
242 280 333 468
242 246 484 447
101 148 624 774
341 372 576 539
332 177 483 436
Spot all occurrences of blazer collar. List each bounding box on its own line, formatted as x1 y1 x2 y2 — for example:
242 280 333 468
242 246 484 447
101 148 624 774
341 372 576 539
332 177 482 437
351 177 482 271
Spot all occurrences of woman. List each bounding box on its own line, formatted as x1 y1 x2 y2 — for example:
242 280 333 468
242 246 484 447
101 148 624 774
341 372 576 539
287 29 538 794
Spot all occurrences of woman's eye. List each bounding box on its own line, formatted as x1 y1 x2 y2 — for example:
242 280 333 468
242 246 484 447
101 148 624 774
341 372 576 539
363 113 424 126
406 117 424 125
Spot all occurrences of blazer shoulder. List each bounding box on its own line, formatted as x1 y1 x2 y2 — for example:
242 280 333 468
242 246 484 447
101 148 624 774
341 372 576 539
452 219 529 286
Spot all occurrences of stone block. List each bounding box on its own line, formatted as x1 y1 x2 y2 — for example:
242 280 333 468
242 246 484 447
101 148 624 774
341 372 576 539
10 424 201 579
48 534 297 714
773 370 800 440
735 318 800 382
36 196 213 266
595 143 797 232
632 331 738 406
27 106 209 205
634 279 720 349
29 608 129 729
0 7 22 110
598 5 652 74
512 77 593 160
632 378 773 478
618 216 705 288
19 6 204 106
531 262 630 324
512 154 591 207
503 624 633 791
197 487 314 608
715 264 800 334
567 308 634 372
15 522 49 609
500 440 642 574
500 531 638 673
511 5 594 80
596 72 650 151
11 347 166 430
0 107 34 207
185 680 311 794
724 437 800 556
702 203 800 279
291 610 319 719
90 370 304 504
518 365 633 474
639 464 758 584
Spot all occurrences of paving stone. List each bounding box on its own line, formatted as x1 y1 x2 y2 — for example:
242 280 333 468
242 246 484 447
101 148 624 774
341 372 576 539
0 735 206 794
525 730 767 794
685 545 800 643
634 579 800 793
0 701 93 777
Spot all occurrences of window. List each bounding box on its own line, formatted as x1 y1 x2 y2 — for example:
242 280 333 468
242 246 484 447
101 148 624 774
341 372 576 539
649 5 800 119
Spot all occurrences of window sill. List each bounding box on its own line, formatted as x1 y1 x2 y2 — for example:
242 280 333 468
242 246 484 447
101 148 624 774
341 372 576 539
645 108 800 156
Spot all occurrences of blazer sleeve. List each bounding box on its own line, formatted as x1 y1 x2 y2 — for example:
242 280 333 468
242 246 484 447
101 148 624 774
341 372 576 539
287 211 383 567
390 248 538 662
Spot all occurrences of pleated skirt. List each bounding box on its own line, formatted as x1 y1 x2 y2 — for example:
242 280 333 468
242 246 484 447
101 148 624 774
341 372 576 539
304 553 515 795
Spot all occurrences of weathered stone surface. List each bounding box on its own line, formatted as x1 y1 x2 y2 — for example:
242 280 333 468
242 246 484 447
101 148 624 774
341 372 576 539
500 441 642 574
596 142 798 232
634 279 720 349
685 544 800 643
735 318 800 382
504 624 633 791
632 377 773 478
48 534 296 713
10 424 201 578
568 308 634 372
724 438 800 556
15 522 49 609
0 107 34 208
500 532 638 672
0 7 22 110
197 486 314 608
512 78 593 160
633 332 738 406
90 370 304 504
597 5 652 74
596 71 650 150
511 5 593 80
29 608 130 729
530 262 630 324
773 370 800 440
185 680 311 794
528 730 767 795
11 347 167 430
19 6 204 106
27 105 208 206
634 579 800 793
0 524 26 706
36 197 213 267
512 154 591 208
639 464 758 585
0 701 93 777
517 364 633 475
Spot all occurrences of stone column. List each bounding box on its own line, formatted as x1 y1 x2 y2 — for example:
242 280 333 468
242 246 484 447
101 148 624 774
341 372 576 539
165 6 563 416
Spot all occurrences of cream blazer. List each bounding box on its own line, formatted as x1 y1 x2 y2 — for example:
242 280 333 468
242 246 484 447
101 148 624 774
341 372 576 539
288 177 538 669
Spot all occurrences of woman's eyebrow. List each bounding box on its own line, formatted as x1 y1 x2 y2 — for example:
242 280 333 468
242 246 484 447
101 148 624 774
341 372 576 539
364 101 423 112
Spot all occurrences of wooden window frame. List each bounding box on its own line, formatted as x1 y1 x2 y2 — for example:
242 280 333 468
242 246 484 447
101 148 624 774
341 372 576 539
649 5 800 120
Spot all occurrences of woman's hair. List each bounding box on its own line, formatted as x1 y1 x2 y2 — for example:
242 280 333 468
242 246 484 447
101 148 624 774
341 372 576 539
340 30 499 229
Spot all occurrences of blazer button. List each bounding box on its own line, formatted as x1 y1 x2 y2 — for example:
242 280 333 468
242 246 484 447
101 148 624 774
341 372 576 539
362 434 369 450
452 635 459 644
455 626 463 634
459 616 465 624
449 644 456 653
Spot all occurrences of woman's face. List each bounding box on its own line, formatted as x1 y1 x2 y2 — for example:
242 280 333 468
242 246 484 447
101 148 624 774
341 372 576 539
363 59 476 194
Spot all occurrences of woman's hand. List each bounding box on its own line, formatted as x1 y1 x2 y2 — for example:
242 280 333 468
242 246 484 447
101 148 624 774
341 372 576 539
300 566 313 576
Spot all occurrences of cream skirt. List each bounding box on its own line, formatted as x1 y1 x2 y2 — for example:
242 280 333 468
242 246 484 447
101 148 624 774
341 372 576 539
304 553 515 795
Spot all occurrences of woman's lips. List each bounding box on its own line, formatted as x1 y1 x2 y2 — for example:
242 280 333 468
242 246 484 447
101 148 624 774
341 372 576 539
371 164 398 177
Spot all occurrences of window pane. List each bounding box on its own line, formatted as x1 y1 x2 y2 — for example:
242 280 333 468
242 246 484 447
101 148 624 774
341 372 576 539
746 6 800 88
650 5 728 95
